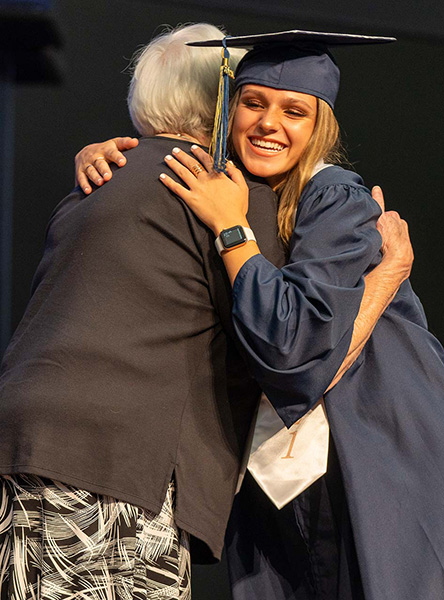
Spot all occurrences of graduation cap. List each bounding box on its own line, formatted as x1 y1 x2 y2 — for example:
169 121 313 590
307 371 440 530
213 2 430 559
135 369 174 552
187 29 396 172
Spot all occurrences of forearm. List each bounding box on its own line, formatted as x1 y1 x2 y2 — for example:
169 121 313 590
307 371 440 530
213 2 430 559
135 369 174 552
222 242 261 286
326 258 402 392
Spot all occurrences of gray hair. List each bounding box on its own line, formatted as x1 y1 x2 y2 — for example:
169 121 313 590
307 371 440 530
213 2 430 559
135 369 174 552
127 23 245 139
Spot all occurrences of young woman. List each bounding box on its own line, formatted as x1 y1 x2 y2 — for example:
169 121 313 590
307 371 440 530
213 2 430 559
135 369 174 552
155 33 444 600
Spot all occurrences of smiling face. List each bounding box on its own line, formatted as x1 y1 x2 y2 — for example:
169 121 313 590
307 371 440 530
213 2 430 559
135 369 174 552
231 85 318 188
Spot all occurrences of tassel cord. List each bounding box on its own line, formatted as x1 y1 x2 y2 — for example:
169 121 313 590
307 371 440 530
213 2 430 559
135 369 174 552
209 39 234 173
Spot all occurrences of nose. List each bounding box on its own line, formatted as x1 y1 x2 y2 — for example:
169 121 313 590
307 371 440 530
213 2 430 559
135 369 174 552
257 107 280 133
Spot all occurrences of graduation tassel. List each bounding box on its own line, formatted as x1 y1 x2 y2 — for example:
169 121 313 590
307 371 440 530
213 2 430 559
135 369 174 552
209 38 234 173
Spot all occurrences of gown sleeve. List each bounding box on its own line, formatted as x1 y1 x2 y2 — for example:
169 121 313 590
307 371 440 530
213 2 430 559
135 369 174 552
232 180 382 428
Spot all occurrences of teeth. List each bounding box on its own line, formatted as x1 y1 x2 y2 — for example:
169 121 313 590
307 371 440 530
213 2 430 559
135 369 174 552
250 139 285 152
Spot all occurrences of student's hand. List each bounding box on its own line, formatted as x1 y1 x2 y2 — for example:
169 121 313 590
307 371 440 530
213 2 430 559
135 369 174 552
372 185 414 283
159 145 250 236
75 137 139 194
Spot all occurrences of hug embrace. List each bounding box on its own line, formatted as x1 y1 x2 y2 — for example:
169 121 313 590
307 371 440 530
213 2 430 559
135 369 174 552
1 21 443 600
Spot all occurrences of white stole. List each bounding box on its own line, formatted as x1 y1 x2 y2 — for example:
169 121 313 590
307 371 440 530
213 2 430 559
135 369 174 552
237 395 329 509
236 161 333 509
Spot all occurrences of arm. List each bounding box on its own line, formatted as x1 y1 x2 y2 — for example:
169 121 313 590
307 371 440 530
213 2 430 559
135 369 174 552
216 206 411 396
216 189 412 395
326 187 413 391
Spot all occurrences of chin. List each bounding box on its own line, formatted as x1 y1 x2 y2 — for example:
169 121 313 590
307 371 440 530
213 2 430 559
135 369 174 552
242 159 275 180
250 165 281 183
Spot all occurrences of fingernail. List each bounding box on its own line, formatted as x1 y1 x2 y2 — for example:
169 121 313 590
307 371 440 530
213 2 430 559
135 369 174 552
84 187 91 193
97 178 103 185
104 172 110 177
172 147 180 154
165 155 173 161
159 173 166 179
191 145 198 150
118 159 125 165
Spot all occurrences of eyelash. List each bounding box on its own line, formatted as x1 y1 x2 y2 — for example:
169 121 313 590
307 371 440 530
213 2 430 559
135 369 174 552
286 110 306 118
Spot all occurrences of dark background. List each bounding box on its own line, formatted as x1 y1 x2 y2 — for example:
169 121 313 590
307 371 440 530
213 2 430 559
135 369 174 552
3 1 444 597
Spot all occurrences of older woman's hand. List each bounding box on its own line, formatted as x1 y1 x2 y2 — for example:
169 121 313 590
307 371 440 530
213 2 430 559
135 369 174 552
159 146 250 236
372 185 414 284
75 137 139 194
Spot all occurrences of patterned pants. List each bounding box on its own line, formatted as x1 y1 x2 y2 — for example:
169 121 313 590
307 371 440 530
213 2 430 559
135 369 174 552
0 475 191 599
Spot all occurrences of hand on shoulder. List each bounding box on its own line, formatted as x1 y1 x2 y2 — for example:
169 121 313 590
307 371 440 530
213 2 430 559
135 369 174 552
75 137 139 194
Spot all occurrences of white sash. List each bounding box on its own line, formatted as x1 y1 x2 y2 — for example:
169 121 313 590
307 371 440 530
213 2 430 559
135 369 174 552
235 161 333 509
237 395 329 509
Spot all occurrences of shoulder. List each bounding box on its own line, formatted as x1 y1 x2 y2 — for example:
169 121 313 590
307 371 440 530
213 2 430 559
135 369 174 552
107 137 173 185
241 169 278 213
242 173 279 236
49 138 210 248
297 165 380 223
76 137 195 217
246 177 278 207
303 165 367 199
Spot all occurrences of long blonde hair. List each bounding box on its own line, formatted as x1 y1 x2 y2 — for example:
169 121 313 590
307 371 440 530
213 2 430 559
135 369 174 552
228 91 345 248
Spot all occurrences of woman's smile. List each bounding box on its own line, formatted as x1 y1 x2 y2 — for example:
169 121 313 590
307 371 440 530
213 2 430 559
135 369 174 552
248 136 288 154
232 85 318 188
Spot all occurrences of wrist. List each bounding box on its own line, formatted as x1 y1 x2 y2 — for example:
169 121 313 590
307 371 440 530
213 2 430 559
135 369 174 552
212 218 250 237
214 224 256 256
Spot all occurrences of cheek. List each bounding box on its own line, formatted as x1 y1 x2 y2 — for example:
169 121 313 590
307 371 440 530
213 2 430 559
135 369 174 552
290 122 316 154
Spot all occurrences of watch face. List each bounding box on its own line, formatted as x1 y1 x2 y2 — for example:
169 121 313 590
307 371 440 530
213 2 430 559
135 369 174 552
221 226 246 249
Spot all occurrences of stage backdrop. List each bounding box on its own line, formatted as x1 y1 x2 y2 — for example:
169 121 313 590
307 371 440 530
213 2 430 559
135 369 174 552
8 1 444 597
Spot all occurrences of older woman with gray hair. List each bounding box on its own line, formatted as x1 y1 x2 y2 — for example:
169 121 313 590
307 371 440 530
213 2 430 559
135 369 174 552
0 23 250 600
0 22 411 600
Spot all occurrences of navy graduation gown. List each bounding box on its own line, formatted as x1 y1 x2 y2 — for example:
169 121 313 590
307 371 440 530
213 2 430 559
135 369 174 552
232 167 382 425
229 166 444 599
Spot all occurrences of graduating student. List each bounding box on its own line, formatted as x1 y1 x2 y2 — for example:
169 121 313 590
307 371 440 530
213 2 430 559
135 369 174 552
157 30 444 600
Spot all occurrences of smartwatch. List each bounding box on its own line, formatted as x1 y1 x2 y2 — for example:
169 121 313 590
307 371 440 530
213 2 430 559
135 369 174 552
215 226 256 255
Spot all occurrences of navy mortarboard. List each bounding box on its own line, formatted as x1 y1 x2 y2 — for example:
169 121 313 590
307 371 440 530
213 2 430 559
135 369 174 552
187 29 396 171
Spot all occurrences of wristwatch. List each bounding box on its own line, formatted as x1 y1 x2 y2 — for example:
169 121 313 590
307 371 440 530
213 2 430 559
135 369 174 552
214 225 256 255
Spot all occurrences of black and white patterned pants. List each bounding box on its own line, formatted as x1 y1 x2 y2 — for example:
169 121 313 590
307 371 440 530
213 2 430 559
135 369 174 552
0 475 191 599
